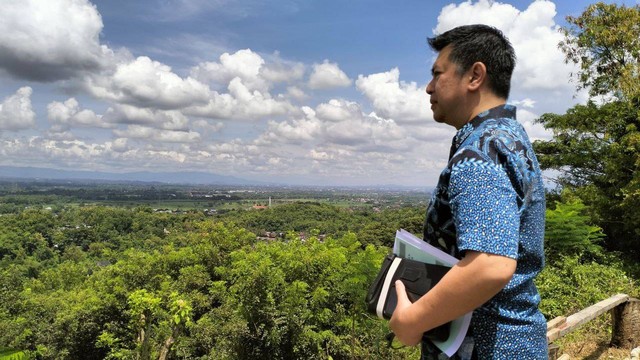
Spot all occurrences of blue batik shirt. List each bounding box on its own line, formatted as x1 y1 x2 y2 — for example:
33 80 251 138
423 104 547 359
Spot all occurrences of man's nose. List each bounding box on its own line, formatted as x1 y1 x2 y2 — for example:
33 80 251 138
426 80 434 95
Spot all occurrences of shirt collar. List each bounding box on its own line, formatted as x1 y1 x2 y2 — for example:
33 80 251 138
452 104 517 149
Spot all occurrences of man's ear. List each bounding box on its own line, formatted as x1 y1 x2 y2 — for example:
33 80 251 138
467 62 487 92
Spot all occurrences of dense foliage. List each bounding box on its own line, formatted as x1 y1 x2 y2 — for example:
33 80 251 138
216 202 425 247
0 201 637 359
535 2 640 258
0 205 424 359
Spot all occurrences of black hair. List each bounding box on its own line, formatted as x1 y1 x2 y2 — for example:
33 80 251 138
427 24 516 99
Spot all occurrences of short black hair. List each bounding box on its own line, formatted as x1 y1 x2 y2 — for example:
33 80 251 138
427 24 516 99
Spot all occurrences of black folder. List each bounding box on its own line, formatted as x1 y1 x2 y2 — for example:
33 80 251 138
366 253 451 342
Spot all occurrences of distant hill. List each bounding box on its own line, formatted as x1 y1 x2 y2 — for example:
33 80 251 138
0 166 266 186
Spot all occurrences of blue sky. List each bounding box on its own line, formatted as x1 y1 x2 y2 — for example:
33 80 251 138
0 0 633 186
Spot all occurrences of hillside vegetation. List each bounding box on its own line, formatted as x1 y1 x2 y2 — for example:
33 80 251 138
0 202 638 359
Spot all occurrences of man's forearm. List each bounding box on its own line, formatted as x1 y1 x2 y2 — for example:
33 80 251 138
390 251 516 345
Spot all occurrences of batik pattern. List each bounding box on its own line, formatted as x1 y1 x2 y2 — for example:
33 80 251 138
423 105 547 359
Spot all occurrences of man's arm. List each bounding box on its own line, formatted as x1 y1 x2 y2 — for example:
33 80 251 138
389 250 516 346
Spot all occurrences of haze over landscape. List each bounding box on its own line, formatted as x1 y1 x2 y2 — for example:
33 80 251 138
0 0 604 186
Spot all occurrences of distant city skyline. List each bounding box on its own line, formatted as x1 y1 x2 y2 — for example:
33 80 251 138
0 0 623 186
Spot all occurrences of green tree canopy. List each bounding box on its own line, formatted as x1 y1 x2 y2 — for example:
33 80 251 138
536 2 640 256
560 2 640 100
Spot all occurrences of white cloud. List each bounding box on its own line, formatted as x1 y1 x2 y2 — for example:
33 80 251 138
261 53 305 84
286 86 308 101
316 99 361 122
190 49 304 92
47 98 112 131
103 105 191 131
410 124 455 143
257 98 411 151
192 119 224 133
324 119 373 146
191 49 266 90
433 0 576 93
516 108 552 142
308 60 352 89
309 149 332 161
111 138 130 153
85 56 211 110
0 87 36 131
356 68 430 123
185 78 294 120
0 137 111 165
114 125 201 143
510 98 536 109
263 118 322 143
0 0 111 82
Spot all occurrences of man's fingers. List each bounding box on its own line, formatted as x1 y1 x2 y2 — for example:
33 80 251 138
395 280 410 304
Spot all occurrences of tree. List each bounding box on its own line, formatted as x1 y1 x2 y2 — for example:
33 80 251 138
544 198 605 261
559 2 640 101
535 2 640 256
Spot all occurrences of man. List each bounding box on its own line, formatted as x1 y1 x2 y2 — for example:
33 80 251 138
389 25 547 359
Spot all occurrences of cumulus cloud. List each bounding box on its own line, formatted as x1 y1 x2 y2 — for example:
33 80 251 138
308 60 352 89
433 0 576 93
256 98 411 153
114 125 201 143
286 86 308 101
262 117 322 143
356 68 430 123
1 137 109 164
192 119 224 133
516 108 552 142
190 49 304 92
316 99 362 122
510 98 536 109
410 125 455 144
84 56 211 110
47 98 113 131
0 0 112 82
0 87 36 131
191 49 266 90
0 136 191 169
111 138 130 153
261 53 305 84
103 105 191 131
185 77 294 120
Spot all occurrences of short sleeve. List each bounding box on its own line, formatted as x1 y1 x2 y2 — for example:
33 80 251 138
448 158 519 259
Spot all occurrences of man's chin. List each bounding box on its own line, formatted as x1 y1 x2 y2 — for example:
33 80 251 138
432 115 445 124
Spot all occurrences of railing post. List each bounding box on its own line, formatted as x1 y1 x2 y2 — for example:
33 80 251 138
611 298 640 349
548 343 560 360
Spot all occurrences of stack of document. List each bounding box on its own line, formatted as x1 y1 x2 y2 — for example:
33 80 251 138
393 229 472 357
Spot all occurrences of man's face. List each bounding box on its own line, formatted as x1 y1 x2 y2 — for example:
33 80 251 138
426 46 468 128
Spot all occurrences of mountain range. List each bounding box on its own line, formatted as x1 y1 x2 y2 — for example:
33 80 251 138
0 166 264 186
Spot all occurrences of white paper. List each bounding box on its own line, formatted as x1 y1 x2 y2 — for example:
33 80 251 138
393 229 472 357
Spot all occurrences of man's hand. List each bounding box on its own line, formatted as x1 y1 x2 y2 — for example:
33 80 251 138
388 251 516 348
389 280 423 346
